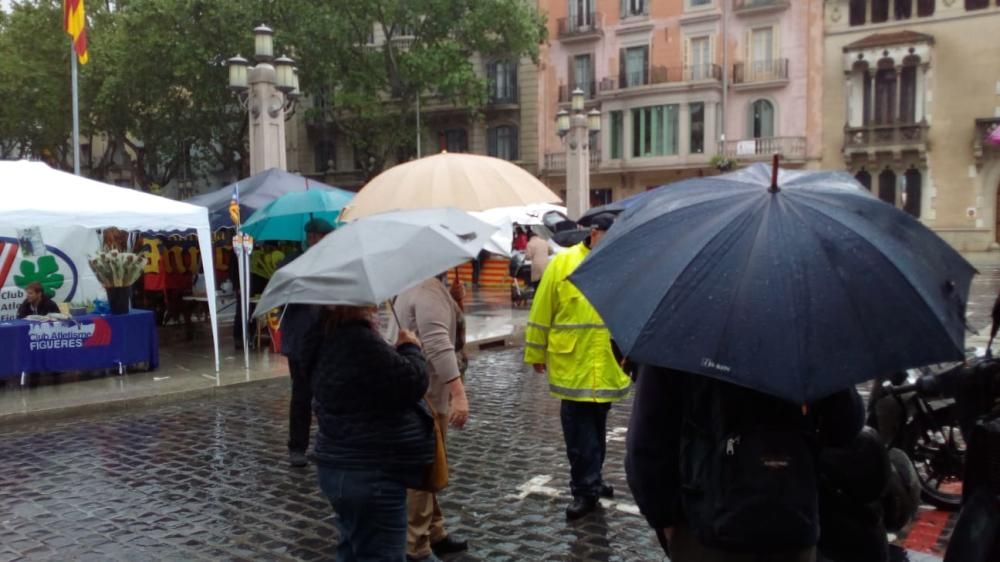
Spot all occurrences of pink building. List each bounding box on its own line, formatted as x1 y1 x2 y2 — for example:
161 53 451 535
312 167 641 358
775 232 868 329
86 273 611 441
537 0 825 204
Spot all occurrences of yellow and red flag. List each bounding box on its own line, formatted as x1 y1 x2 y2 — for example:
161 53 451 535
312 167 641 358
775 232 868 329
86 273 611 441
63 0 89 64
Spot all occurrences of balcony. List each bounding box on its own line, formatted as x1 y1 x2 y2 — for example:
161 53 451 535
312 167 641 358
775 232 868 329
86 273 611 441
557 13 604 42
843 121 929 158
598 64 722 94
974 117 1000 164
543 150 602 174
722 136 806 163
487 88 519 107
733 59 789 88
733 0 790 15
558 81 598 103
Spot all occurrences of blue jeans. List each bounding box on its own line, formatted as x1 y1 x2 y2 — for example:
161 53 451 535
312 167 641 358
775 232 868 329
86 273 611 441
317 466 408 562
560 400 611 499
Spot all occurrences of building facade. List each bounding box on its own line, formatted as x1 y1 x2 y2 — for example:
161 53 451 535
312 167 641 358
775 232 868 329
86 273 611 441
538 0 824 204
822 0 1000 251
287 27 541 191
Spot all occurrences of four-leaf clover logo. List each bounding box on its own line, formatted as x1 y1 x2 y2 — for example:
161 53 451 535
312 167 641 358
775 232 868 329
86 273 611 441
14 255 65 298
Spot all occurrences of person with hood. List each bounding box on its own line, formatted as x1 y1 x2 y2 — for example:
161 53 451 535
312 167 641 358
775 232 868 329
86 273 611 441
281 218 335 467
524 212 632 521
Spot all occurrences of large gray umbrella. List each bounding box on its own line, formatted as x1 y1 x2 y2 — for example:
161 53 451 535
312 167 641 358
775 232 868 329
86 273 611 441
253 208 496 313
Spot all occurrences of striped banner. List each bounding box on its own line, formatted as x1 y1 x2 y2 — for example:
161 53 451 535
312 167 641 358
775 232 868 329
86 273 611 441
0 240 19 289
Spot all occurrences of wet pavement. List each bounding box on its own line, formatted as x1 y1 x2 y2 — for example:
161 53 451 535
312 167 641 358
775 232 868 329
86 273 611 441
0 350 661 561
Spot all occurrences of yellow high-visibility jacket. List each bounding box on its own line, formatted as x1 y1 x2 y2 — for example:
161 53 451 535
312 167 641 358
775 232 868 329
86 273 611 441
523 242 631 403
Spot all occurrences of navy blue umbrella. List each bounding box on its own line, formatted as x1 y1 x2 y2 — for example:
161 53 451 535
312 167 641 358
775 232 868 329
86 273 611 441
570 162 976 403
185 168 348 230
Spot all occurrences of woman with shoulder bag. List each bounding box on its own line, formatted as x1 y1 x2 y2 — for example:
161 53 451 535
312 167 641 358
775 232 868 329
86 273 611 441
311 305 435 561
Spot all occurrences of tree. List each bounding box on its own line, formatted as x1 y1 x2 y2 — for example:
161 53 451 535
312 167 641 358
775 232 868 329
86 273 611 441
291 0 546 179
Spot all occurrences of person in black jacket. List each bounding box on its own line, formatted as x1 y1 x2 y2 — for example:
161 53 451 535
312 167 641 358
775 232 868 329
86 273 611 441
311 304 435 561
16 282 60 319
626 366 865 562
281 218 334 467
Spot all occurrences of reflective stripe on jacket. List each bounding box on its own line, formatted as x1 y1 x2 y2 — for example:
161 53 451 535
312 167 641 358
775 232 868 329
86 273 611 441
523 242 631 403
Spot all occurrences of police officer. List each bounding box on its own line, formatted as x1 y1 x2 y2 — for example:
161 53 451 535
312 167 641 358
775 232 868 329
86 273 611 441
523 212 632 520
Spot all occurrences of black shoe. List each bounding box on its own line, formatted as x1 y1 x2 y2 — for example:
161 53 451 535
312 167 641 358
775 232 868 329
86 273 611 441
599 483 614 499
288 450 308 467
566 496 598 521
431 535 469 556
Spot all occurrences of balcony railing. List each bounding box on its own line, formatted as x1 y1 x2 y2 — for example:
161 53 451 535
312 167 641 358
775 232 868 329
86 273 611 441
722 136 806 161
974 117 1000 163
733 59 789 84
733 0 790 13
843 122 928 154
557 12 604 39
544 150 602 172
488 88 519 105
599 64 722 92
558 81 598 103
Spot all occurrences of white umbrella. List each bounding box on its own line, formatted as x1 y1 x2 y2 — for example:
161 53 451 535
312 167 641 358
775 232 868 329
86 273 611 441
253 208 497 313
340 152 562 220
471 203 567 257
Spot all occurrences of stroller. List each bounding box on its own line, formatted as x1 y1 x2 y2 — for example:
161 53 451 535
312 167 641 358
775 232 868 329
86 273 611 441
509 251 533 307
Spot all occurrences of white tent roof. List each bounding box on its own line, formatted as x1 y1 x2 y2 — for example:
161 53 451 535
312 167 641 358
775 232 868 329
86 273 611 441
0 160 209 230
0 160 222 371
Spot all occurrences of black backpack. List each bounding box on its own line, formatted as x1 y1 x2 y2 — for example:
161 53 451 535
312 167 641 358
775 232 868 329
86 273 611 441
679 378 821 553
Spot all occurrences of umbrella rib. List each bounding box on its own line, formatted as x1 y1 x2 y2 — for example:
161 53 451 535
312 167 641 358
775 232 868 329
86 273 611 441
790 192 968 354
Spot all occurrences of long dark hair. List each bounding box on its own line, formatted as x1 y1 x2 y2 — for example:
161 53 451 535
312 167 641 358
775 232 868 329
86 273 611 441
321 305 377 333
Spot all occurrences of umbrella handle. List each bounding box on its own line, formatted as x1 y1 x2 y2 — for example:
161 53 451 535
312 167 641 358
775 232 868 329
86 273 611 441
388 299 402 327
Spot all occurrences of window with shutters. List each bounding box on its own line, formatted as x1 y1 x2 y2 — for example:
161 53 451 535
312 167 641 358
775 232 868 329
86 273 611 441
895 0 913 19
487 60 518 104
904 168 922 217
966 0 989 9
746 27 777 81
619 46 649 87
874 68 896 124
314 139 336 173
488 126 518 161
571 54 595 97
610 111 624 159
878 168 896 205
849 0 866 25
631 105 679 158
439 129 468 153
871 0 889 22
569 0 595 29
687 36 712 81
621 0 647 18
690 103 705 154
917 0 935 16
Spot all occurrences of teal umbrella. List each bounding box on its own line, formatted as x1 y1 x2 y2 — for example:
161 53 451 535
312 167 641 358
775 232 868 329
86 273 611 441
242 188 355 241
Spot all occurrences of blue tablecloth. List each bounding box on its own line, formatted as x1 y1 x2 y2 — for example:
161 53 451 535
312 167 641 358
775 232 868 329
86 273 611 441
0 310 159 378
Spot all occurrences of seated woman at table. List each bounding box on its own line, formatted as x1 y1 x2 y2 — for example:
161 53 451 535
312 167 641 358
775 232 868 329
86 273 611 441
16 282 60 319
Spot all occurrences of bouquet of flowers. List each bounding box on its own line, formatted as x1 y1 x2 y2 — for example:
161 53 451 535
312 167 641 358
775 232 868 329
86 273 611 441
88 248 146 288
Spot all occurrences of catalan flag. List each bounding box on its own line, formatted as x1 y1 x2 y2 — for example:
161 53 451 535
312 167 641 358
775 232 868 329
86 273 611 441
63 0 88 64
229 185 241 226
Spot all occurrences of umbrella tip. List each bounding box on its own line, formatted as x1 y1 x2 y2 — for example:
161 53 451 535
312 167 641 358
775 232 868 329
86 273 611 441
769 153 780 193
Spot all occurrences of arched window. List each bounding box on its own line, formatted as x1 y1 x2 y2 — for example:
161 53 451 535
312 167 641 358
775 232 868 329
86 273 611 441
488 125 519 161
850 0 867 25
878 168 897 205
917 0 935 16
862 69 873 125
896 0 913 19
899 63 918 123
872 0 890 22
749 99 775 139
904 168 922 217
875 67 897 124
855 169 872 191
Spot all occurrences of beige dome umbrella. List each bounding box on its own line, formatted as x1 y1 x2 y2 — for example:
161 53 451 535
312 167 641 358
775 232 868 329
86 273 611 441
341 152 561 220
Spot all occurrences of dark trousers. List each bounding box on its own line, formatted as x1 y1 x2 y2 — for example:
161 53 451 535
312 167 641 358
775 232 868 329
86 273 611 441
560 400 611 499
288 359 312 453
318 467 408 562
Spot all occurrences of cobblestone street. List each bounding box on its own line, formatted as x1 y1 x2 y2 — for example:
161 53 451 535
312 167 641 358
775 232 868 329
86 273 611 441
0 350 662 561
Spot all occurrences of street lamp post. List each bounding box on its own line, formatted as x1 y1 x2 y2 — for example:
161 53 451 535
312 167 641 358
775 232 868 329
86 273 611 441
557 88 601 220
226 25 301 175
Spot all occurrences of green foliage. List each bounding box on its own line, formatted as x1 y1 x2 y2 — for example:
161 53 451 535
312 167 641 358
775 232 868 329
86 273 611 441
0 0 546 186
14 255 65 298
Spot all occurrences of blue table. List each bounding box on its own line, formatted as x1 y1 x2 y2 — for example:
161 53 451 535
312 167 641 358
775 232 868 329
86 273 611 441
0 310 159 380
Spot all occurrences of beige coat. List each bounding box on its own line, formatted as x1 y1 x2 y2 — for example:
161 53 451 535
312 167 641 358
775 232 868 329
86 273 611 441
392 277 461 414
525 235 552 282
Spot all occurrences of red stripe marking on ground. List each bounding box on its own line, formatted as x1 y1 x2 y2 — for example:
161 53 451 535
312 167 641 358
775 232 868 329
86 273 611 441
901 510 950 554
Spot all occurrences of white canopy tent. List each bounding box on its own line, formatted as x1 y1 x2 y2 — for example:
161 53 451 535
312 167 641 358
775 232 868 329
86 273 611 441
0 160 222 371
